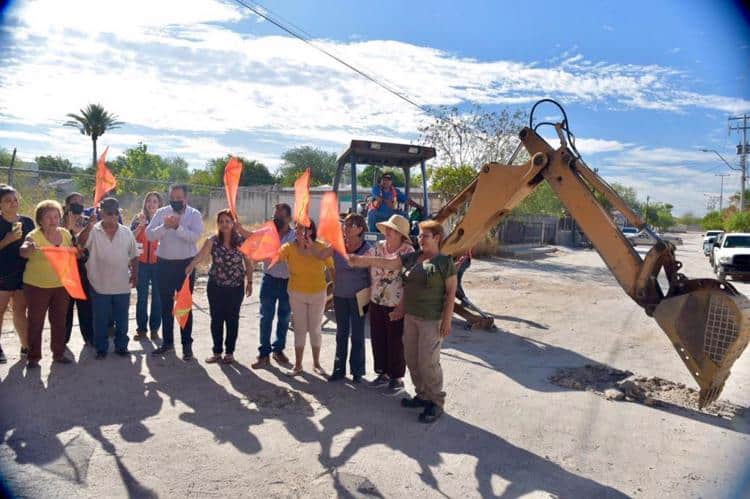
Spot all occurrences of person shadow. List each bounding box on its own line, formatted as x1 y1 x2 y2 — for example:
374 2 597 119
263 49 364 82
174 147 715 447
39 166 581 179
440 316 750 435
144 351 263 454
0 351 160 498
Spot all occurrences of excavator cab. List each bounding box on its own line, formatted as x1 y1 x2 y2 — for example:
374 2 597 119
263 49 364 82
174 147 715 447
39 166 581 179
333 140 435 242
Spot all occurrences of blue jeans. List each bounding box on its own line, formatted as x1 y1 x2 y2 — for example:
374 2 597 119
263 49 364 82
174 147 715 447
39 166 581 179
157 258 195 348
90 288 130 354
258 274 290 357
332 296 366 377
136 262 161 333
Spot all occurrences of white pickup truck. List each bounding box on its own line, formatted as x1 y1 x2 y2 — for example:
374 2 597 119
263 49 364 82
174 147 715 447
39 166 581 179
713 232 750 281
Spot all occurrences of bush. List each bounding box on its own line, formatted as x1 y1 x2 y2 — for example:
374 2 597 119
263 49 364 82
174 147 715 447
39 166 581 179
701 211 725 231
725 211 750 232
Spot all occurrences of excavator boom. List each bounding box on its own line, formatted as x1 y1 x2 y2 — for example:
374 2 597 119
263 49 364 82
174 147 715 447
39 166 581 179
437 124 750 408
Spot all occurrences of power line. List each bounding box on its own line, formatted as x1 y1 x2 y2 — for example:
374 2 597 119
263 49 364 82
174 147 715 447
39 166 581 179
232 0 433 117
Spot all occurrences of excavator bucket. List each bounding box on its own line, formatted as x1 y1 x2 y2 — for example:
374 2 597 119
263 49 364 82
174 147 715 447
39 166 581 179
653 281 750 408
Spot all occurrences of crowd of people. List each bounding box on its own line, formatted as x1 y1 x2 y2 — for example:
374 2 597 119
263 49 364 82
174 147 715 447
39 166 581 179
0 182 457 423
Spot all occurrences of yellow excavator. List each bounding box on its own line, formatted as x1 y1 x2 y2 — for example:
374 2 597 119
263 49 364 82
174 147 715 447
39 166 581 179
432 99 750 408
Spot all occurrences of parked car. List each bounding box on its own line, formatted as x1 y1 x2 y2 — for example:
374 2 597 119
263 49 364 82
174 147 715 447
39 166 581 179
626 230 684 246
713 233 750 281
703 236 718 256
621 226 638 237
702 230 724 252
710 233 726 269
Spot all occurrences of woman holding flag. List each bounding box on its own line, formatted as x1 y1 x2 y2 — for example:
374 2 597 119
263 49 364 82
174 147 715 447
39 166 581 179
19 200 77 367
185 209 252 364
274 220 334 377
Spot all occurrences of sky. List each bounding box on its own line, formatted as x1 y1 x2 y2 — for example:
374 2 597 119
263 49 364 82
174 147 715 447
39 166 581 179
0 0 749 215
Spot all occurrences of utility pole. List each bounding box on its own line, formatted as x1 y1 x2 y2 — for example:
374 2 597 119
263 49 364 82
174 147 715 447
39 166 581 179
8 148 16 185
729 114 750 211
716 173 732 211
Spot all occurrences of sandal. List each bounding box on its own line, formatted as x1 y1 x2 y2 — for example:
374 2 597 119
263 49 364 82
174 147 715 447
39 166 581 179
222 354 234 364
287 366 303 377
205 355 221 363
313 365 327 377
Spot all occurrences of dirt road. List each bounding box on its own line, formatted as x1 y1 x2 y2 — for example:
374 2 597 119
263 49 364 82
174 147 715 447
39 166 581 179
1 232 748 498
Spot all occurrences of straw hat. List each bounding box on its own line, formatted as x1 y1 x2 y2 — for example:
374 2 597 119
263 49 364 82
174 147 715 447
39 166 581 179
376 214 411 240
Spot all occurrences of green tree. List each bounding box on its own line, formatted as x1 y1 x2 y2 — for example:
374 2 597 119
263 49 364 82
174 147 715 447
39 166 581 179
726 211 750 232
357 165 406 188
419 105 527 168
35 155 76 178
277 146 336 187
595 182 640 213
644 202 675 231
430 164 477 200
701 211 725 231
203 155 275 186
64 103 123 168
677 212 701 226
514 181 565 217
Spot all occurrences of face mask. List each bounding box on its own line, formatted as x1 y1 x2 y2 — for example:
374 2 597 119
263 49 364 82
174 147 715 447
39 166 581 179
170 200 185 212
273 216 285 230
69 203 84 215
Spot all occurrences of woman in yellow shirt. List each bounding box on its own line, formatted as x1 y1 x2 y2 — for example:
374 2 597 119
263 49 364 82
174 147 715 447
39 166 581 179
275 220 333 376
19 200 76 368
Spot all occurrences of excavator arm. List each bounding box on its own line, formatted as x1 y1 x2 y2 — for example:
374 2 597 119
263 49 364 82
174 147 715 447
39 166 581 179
435 125 750 408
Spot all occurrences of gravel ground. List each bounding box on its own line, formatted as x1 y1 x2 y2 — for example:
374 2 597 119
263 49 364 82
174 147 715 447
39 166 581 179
1 231 749 498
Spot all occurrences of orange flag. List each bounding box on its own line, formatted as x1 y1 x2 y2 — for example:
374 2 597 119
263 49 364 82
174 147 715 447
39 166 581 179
318 192 347 258
239 221 281 263
93 146 116 206
293 168 311 227
173 276 192 329
223 156 242 219
40 247 87 300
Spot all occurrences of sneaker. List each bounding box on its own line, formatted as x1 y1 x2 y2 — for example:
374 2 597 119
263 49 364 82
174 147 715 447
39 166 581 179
182 347 193 361
388 378 404 390
418 402 444 423
95 351 107 360
328 372 345 382
26 360 40 369
251 356 271 369
272 351 291 366
53 356 73 364
352 375 363 384
222 354 235 364
150 330 160 341
205 354 221 364
0 350 6 364
401 395 429 408
115 349 130 357
369 373 390 387
152 345 174 355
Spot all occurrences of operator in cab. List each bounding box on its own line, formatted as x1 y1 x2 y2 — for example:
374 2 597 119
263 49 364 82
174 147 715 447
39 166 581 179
367 173 419 232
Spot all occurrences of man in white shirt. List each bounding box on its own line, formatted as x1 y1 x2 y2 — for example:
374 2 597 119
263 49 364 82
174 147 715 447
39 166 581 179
80 197 138 359
146 184 204 360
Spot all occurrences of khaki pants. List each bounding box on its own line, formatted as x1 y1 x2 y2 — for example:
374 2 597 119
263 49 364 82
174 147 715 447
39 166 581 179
403 313 445 408
289 290 326 348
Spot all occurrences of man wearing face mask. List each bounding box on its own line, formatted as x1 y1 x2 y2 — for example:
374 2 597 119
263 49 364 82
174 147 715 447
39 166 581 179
146 184 204 360
238 203 295 369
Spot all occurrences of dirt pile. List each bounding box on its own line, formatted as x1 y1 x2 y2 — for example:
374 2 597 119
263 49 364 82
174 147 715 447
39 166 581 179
549 364 745 419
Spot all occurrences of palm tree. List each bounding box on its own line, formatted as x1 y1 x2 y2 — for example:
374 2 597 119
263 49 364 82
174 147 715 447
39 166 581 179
64 104 124 168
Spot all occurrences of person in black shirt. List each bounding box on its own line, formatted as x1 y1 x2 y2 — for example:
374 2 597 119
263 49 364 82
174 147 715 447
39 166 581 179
0 184 35 362
62 192 94 346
